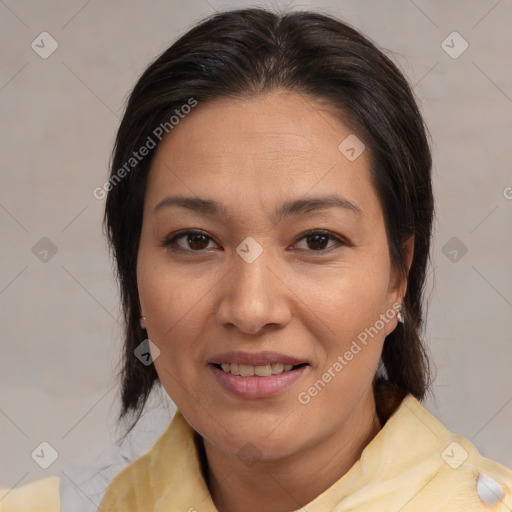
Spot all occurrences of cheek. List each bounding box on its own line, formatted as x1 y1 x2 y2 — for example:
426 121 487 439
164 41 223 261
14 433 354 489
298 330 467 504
298 271 390 414
142 276 206 359
296 260 391 337
137 253 198 372
137 255 223 406
144 275 209 408
296 262 392 387
138 247 209 337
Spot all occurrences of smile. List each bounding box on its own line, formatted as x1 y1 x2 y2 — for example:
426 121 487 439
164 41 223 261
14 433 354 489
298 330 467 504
215 362 308 376
208 362 309 399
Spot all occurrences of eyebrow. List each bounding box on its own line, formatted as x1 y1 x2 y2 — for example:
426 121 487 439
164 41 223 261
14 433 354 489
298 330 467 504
153 194 362 222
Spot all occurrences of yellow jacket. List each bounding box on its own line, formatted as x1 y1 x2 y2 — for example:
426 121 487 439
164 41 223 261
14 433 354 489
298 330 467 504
2 394 511 511
0 476 60 512
97 394 512 511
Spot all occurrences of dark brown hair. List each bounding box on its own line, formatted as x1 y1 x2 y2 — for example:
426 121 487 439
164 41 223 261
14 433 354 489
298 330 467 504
104 7 435 436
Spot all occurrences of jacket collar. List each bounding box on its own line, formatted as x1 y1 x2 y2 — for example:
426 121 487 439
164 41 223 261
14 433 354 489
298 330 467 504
147 393 509 511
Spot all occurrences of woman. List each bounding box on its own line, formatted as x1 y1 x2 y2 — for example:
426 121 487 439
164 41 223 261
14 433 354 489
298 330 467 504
97 7 511 512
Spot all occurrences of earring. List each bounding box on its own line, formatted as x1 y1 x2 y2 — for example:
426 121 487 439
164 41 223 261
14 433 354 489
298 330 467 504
397 305 405 324
140 316 146 329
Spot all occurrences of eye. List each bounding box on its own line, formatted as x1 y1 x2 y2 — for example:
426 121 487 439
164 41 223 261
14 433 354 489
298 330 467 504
162 230 218 252
161 229 346 253
293 230 345 253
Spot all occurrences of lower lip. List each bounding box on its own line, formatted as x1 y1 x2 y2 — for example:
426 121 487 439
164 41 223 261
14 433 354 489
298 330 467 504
208 364 308 399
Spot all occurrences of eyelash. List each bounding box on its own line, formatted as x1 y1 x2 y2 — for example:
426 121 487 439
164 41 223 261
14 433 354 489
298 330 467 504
161 229 347 254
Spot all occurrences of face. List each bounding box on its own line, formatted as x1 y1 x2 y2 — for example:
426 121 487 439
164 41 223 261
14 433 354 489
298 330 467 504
137 90 407 463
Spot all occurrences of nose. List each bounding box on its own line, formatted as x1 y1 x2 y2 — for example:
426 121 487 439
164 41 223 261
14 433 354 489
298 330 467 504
216 246 292 335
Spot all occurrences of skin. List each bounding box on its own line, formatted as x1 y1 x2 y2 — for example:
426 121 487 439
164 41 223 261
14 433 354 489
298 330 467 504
137 89 414 512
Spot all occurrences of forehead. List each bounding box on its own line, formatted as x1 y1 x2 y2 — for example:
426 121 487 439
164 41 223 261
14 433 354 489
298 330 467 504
145 91 380 222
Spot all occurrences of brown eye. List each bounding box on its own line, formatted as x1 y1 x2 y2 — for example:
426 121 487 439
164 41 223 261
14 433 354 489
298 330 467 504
186 233 210 250
162 230 216 251
294 230 345 252
305 234 329 250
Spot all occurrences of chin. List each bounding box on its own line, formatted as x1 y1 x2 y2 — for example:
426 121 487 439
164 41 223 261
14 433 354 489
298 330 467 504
225 435 301 464
211 420 305 459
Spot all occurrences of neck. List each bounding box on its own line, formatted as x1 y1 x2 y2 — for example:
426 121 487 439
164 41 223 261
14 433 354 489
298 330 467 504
202 387 382 512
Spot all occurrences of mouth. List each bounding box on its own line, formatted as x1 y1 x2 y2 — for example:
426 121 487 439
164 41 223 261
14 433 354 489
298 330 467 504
211 362 309 376
207 351 310 398
207 354 310 399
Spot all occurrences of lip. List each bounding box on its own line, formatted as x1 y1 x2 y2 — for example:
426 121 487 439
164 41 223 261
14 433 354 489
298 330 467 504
207 350 307 366
208 363 309 399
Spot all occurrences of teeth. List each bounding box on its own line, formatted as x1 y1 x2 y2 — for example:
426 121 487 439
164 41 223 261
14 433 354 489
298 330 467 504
271 362 283 373
218 362 298 376
255 364 272 377
239 364 254 377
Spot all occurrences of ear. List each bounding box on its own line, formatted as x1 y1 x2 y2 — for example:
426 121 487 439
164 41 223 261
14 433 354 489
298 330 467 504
389 234 415 302
385 234 414 335
403 234 415 279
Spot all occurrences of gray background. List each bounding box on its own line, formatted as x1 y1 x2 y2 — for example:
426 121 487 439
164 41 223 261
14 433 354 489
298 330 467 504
1 0 511 508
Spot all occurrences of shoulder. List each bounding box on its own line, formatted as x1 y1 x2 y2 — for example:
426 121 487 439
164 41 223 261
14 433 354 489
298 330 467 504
98 410 198 511
423 434 512 511
394 394 512 511
0 476 60 511
450 430 512 509
97 445 157 511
